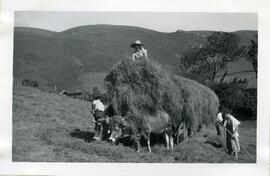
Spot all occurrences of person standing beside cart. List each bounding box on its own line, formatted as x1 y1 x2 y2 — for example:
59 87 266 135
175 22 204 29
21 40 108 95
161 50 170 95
223 109 241 159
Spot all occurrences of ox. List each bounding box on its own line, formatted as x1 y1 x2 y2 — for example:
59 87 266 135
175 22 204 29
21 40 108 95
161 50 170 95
109 111 173 153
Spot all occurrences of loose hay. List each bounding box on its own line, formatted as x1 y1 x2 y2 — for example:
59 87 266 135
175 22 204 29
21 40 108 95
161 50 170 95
172 75 220 132
104 58 219 133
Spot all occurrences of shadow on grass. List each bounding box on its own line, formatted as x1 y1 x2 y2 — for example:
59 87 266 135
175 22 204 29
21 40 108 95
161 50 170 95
70 128 169 149
204 141 223 148
117 137 134 147
149 133 168 146
70 128 95 143
204 135 225 149
119 133 169 147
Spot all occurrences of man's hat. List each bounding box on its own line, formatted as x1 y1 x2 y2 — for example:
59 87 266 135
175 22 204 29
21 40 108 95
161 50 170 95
223 108 231 115
94 95 102 100
130 40 144 48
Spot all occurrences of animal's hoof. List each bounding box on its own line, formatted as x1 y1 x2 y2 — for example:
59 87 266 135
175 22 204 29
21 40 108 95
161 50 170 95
109 137 116 144
107 139 115 145
93 137 100 140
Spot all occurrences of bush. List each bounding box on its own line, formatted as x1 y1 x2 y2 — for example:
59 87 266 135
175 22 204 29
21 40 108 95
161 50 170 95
32 80 39 88
209 80 257 120
22 79 39 88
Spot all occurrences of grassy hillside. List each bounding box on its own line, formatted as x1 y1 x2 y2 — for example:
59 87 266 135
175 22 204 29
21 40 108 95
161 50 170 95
79 72 107 93
13 86 256 162
215 58 256 87
13 25 257 91
13 27 82 91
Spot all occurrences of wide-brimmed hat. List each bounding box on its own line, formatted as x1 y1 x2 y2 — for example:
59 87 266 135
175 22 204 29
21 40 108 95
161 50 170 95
130 40 144 48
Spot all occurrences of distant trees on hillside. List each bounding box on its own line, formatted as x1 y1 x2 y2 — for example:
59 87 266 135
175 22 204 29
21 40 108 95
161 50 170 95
14 78 39 88
247 35 258 77
180 32 244 83
208 78 256 120
179 32 257 120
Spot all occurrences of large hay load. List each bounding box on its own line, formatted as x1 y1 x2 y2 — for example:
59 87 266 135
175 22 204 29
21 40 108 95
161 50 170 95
171 75 219 132
104 58 219 134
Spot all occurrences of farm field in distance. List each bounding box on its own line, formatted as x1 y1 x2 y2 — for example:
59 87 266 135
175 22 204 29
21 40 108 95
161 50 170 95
13 86 256 163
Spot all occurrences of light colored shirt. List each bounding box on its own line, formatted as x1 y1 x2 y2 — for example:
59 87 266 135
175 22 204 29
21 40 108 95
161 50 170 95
92 99 105 112
225 114 240 135
228 115 240 133
216 112 223 122
132 47 148 60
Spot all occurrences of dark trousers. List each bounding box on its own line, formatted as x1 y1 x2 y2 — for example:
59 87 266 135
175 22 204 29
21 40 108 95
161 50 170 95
215 121 222 135
94 110 104 121
93 110 105 139
225 122 234 154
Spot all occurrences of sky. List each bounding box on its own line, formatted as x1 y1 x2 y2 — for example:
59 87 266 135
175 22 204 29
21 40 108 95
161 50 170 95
14 11 257 32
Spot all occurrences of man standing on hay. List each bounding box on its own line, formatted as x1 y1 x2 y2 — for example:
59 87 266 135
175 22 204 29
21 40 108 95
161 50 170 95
130 40 148 60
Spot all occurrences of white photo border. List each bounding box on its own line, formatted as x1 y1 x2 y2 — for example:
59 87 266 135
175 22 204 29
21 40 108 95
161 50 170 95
0 0 269 176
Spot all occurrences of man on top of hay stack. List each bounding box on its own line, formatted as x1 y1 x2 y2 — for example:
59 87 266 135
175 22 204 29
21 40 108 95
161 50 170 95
130 40 148 60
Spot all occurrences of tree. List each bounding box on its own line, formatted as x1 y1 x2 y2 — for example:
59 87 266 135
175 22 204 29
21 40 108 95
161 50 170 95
180 32 243 82
247 35 258 77
209 79 257 120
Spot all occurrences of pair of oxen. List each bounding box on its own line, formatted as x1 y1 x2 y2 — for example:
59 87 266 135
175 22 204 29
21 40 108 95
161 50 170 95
92 105 188 153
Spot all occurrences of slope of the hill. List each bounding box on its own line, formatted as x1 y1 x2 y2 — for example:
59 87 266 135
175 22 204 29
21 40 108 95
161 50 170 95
13 86 256 162
13 27 82 91
13 25 257 91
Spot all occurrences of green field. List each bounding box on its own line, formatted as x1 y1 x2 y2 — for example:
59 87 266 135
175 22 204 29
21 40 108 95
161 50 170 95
79 72 107 93
13 86 256 162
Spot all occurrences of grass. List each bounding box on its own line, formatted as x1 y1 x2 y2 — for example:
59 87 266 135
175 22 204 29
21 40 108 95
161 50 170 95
13 86 256 163
78 72 107 93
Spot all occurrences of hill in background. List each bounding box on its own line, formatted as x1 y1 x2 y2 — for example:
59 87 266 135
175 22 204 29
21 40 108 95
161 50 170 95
13 25 257 92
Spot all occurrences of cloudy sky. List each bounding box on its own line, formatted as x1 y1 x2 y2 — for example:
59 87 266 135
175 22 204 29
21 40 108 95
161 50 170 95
14 11 257 32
